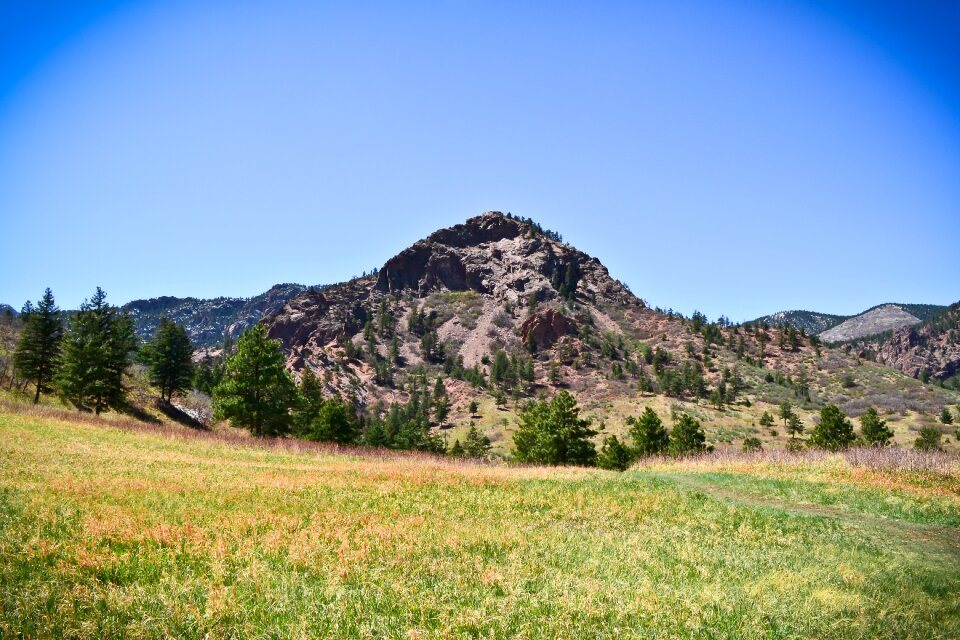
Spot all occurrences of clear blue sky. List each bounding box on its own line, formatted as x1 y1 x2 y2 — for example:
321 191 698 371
1 0 958 321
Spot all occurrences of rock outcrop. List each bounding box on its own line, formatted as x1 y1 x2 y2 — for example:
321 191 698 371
819 304 921 343
520 309 577 350
877 303 960 380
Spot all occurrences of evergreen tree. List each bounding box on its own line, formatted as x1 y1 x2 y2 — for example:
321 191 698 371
213 324 296 437
786 413 804 440
628 407 670 457
940 408 954 425
596 435 634 471
468 399 479 415
860 407 893 447
513 390 597 465
668 413 707 457
809 404 856 451
779 401 794 430
449 439 466 457
57 287 136 414
914 426 943 451
307 396 359 444
14 288 63 404
462 424 492 458
433 396 450 426
759 411 774 427
294 367 324 436
143 317 194 402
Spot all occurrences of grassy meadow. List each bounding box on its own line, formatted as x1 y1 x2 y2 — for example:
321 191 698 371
2 405 959 639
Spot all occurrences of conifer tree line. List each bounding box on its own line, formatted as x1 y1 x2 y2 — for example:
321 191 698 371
6 286 955 463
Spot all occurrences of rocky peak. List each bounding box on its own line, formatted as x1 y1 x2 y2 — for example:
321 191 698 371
374 212 637 308
424 211 525 247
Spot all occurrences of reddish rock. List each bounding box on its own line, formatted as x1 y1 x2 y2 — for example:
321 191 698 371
520 309 577 350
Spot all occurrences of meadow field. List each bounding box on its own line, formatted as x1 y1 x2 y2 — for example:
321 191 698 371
2 405 959 639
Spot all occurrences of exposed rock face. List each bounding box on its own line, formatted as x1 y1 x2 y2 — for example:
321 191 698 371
819 304 921 343
262 211 644 395
877 303 960 380
520 309 577 350
373 212 638 307
123 283 319 347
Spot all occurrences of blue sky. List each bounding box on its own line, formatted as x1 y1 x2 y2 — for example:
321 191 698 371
1 0 958 321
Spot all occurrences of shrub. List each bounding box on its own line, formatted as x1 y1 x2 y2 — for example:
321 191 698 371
742 437 762 452
914 426 943 451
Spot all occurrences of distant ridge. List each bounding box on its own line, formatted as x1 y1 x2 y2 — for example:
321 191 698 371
754 303 948 342
122 283 325 348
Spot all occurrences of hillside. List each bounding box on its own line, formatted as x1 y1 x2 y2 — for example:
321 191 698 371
261 212 959 454
755 303 948 343
122 283 322 347
751 309 847 335
818 303 948 343
877 302 960 381
2 407 958 638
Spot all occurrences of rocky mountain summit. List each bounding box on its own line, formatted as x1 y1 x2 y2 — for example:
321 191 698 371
267 211 640 372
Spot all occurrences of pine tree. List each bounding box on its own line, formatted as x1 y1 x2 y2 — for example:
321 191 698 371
779 401 794 430
294 367 324 436
307 396 359 444
860 407 893 447
462 424 492 458
596 435 634 471
940 408 954 425
468 399 479 415
668 413 707 457
759 411 774 427
786 413 804 440
809 404 856 451
914 426 942 451
628 407 670 457
57 287 136 414
14 288 63 404
213 324 296 437
433 396 450 426
143 317 194 402
512 391 597 465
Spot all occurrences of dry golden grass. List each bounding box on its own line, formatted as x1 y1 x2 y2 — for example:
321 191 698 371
2 406 959 639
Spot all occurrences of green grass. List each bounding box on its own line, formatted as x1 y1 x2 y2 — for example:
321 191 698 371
2 407 959 638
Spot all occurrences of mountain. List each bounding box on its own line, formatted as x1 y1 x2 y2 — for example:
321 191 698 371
0 304 16 318
756 303 948 343
750 310 847 335
123 283 323 348
263 212 958 450
877 302 960 381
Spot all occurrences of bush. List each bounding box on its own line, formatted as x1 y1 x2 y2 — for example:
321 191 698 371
914 426 943 451
742 437 762 452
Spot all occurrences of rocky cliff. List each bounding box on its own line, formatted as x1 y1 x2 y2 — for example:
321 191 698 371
877 303 960 381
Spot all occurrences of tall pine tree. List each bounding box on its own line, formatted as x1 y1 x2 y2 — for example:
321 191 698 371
57 287 136 414
213 324 296 437
14 288 63 404
143 317 194 402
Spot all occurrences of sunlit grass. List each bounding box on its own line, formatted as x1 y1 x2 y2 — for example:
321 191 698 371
2 408 958 639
